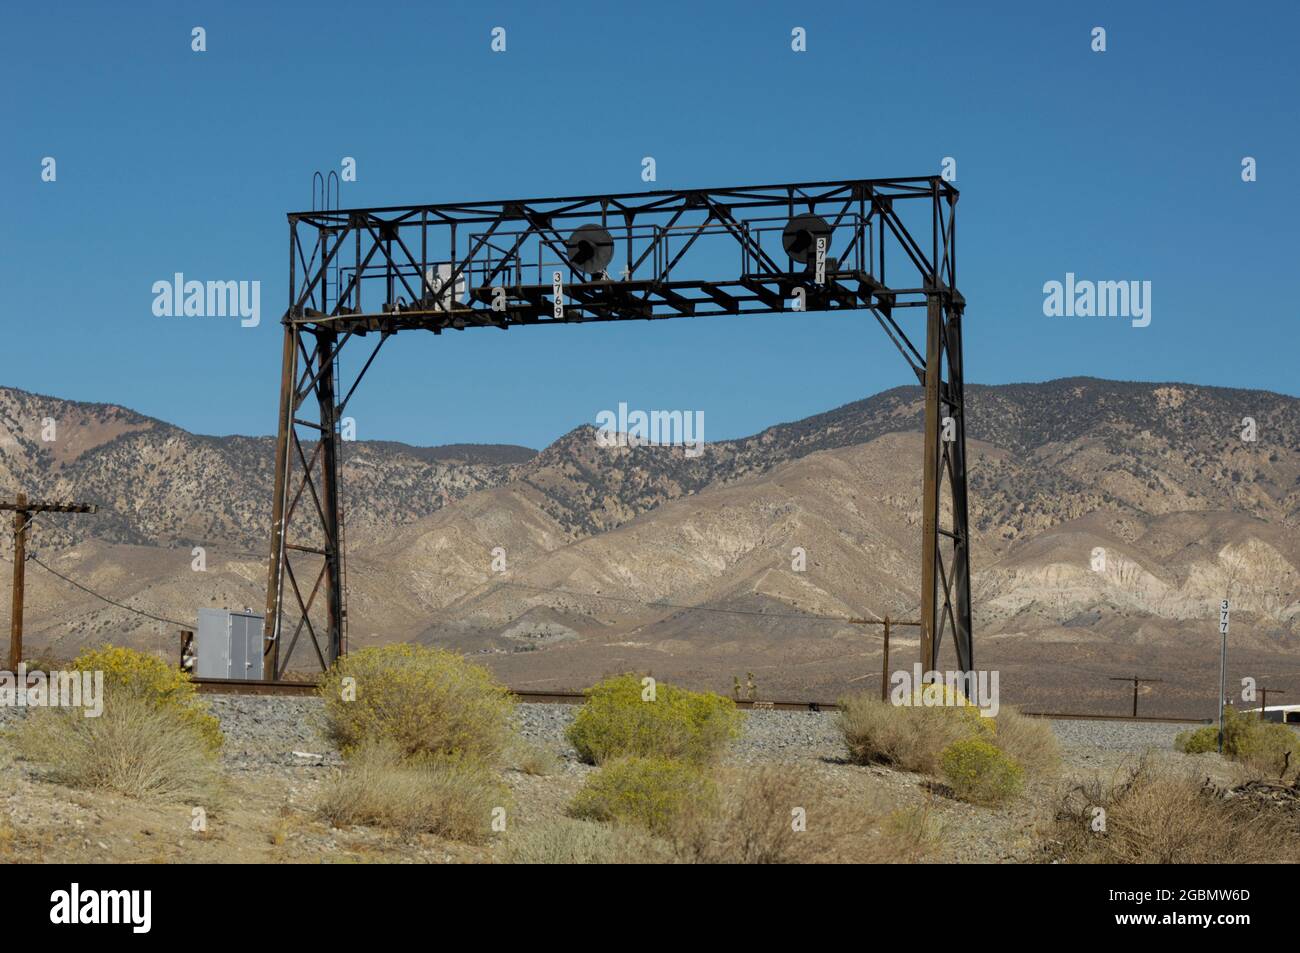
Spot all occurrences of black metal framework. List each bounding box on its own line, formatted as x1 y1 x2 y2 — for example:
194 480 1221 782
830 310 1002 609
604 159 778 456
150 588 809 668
262 177 972 679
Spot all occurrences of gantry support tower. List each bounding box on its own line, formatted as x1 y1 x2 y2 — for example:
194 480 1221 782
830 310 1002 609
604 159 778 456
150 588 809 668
262 177 972 679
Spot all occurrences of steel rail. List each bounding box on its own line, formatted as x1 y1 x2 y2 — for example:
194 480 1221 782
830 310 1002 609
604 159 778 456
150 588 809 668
189 678 1212 723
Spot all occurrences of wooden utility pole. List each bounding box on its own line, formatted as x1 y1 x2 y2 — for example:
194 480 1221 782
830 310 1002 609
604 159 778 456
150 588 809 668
1108 674 1163 718
847 615 919 702
881 615 891 702
1258 687 1288 720
2 494 97 670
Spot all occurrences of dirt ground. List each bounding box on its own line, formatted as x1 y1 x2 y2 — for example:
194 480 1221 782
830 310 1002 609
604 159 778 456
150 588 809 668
2 700 1257 865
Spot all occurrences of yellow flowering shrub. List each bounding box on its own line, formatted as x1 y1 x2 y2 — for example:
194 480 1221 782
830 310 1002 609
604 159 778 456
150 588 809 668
72 645 222 751
566 674 742 765
318 644 515 765
568 756 716 835
940 737 1023 805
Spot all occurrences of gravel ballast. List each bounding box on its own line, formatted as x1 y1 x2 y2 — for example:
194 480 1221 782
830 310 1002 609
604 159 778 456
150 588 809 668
204 695 1193 764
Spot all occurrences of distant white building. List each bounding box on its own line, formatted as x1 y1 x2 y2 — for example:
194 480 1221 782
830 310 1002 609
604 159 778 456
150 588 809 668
1244 704 1300 725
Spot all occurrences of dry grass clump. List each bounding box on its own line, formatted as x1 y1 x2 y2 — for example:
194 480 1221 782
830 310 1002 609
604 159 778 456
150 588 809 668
563 758 944 864
318 741 508 843
1047 755 1300 864
839 694 1060 805
511 742 561 777
876 803 945 862
667 764 943 864
838 692 991 774
670 764 809 863
318 644 515 765
990 706 1061 777
0 745 16 798
13 692 220 802
502 817 672 864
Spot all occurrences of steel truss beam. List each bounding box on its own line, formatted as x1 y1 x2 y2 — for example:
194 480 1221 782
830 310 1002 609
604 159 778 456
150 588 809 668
262 177 972 679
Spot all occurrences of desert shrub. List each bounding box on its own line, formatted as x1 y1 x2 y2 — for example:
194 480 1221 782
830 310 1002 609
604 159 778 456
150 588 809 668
1176 707 1300 777
512 742 561 777
317 644 515 765
671 763 943 864
992 706 1061 777
1176 707 1253 756
1236 724 1300 777
318 740 507 843
1048 756 1300 863
839 689 992 774
502 817 671 864
940 737 1024 805
671 763 806 863
877 804 945 862
566 674 742 765
71 645 222 751
13 692 220 801
568 756 716 835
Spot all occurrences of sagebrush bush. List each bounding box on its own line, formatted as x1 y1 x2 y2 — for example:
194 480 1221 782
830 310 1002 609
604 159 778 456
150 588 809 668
1049 756 1300 863
670 764 943 864
503 817 671 864
318 740 507 843
318 644 515 765
838 690 991 774
670 764 806 863
13 692 220 801
72 645 222 751
992 706 1062 777
940 737 1024 805
568 756 716 835
566 674 742 765
1176 707 1300 777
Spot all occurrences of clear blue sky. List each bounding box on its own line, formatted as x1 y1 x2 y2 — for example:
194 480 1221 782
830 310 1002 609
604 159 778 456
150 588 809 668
2 0 1296 448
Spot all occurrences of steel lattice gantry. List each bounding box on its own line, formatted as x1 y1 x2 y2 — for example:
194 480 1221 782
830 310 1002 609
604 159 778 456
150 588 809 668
261 176 972 680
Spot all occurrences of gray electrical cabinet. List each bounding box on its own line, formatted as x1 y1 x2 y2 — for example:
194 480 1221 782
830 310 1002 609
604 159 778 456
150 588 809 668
196 609 265 680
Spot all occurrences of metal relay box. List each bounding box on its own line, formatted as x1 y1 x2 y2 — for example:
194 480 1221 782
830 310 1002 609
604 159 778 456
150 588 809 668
196 608 265 680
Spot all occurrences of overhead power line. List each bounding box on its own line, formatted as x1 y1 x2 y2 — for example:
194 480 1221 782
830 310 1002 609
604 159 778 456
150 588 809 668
28 555 189 629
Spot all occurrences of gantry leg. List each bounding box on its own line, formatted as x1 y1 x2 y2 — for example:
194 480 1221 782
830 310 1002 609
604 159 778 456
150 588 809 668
919 293 973 675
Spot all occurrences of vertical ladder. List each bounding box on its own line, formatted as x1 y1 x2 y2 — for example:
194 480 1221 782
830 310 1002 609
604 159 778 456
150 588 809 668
333 346 348 659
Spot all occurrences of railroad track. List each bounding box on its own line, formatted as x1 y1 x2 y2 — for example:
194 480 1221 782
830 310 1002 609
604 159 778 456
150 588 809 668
191 677 1210 722
192 678 836 711
512 690 838 711
193 677 318 696
1021 710 1210 725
